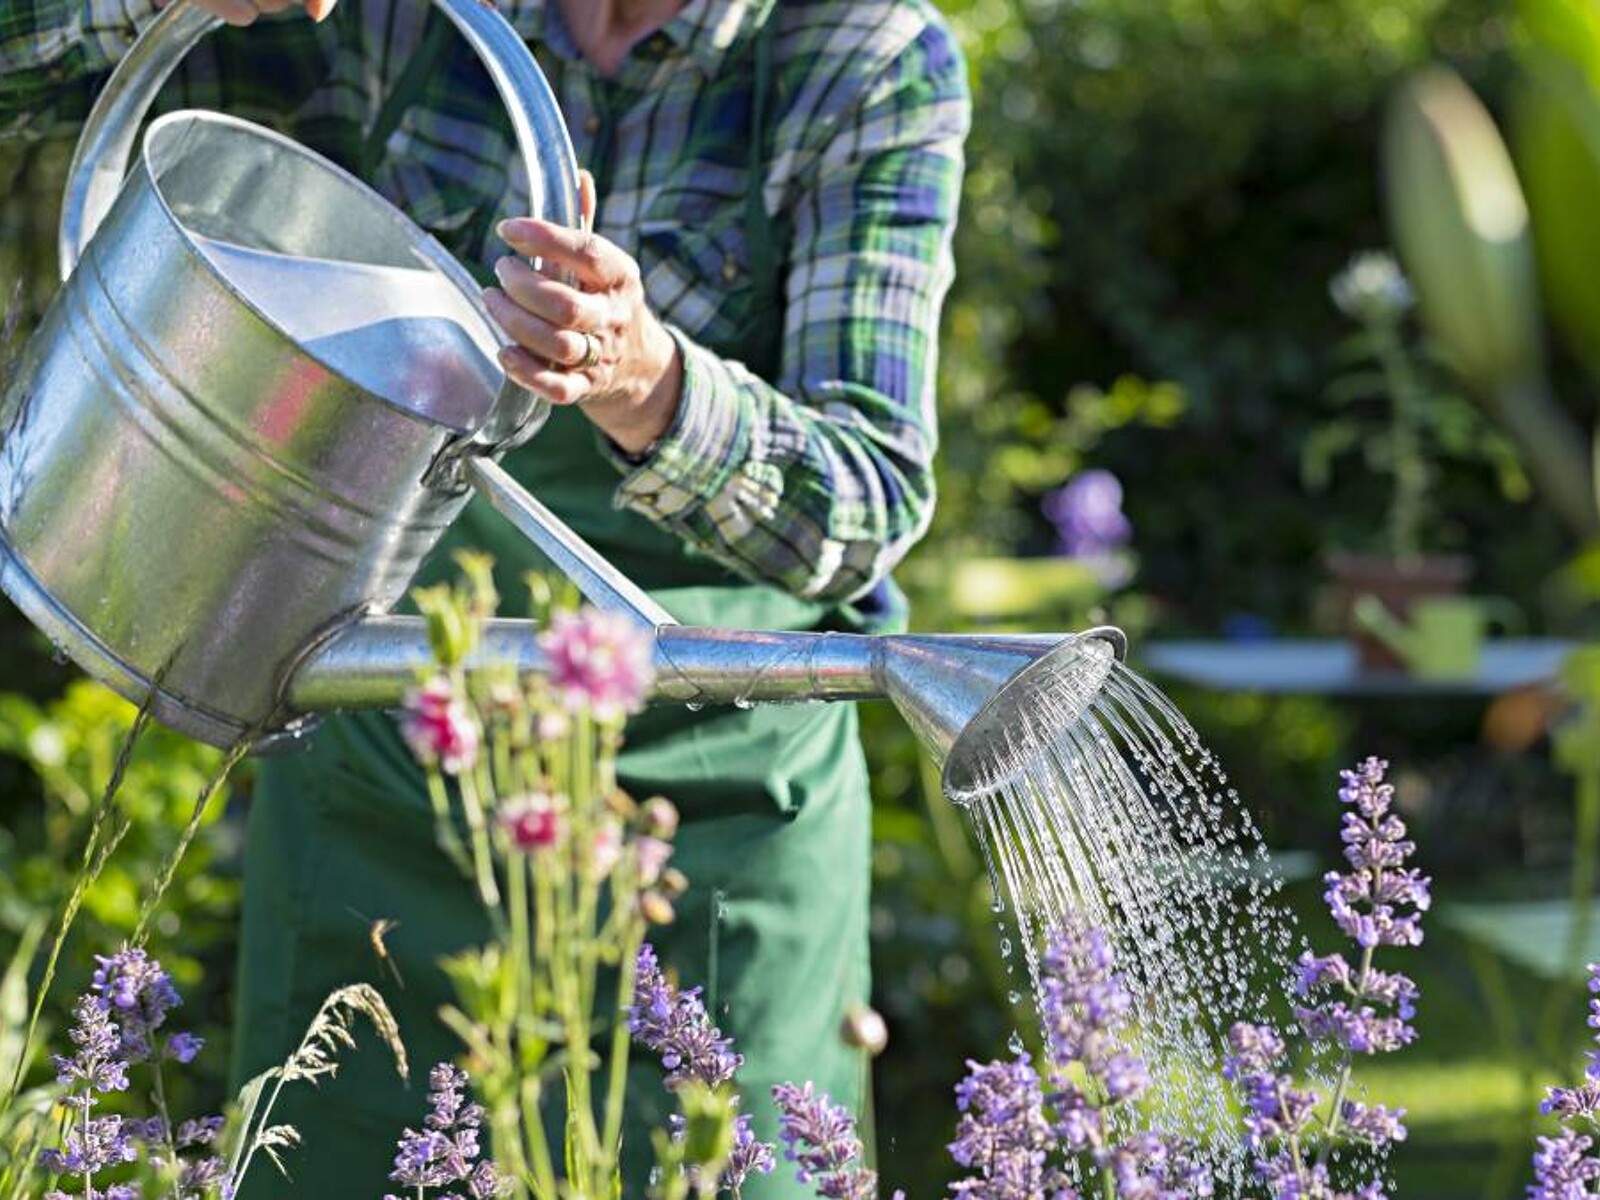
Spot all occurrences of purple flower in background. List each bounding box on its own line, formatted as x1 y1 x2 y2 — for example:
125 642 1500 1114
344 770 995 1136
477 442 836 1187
386 1063 503 1198
540 607 654 721
947 1054 1057 1200
628 944 743 1088
1042 470 1134 587
771 1081 877 1200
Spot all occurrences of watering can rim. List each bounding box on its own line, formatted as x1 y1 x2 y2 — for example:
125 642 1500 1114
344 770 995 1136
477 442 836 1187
123 107 509 438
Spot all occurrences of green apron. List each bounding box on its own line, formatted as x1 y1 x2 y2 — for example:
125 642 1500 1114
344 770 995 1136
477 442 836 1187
231 18 878 1198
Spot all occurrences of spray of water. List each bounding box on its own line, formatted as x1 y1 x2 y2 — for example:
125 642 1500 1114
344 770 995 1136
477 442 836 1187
952 640 1301 1181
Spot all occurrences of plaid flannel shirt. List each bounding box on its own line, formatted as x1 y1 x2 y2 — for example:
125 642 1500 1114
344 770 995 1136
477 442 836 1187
0 0 969 605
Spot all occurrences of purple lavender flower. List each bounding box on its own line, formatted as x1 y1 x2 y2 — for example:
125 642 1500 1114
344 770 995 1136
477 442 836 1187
1042 470 1134 588
386 1063 503 1198
1043 470 1133 558
37 1115 137 1178
1338 1101 1407 1147
91 947 186 1063
771 1081 877 1200
52 995 129 1099
1530 1130 1600 1200
1105 1132 1215 1199
1227 758 1425 1199
947 1055 1057 1200
628 944 743 1088
723 1110 778 1195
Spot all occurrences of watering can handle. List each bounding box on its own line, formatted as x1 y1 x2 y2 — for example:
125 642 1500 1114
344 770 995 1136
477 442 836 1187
58 0 581 280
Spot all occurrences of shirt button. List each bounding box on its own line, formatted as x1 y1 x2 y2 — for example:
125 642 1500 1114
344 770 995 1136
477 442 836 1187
721 258 741 283
583 113 601 135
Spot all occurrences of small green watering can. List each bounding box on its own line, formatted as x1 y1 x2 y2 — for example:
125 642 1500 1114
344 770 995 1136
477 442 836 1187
1352 594 1523 680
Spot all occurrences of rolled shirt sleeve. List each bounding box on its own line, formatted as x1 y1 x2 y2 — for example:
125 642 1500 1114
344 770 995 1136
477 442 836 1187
0 0 159 137
606 12 970 607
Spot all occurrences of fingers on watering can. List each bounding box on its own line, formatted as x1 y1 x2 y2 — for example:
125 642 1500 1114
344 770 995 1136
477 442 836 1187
482 288 589 368
497 218 632 289
489 256 607 331
499 347 589 406
577 169 598 226
184 0 266 26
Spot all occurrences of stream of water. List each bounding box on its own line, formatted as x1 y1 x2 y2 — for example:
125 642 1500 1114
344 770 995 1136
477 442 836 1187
959 644 1302 1179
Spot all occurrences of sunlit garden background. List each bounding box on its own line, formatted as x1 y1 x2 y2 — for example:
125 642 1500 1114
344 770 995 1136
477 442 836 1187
4 0 1599 1195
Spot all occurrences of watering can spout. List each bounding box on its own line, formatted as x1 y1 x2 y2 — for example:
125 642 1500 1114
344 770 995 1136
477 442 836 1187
286 620 1129 796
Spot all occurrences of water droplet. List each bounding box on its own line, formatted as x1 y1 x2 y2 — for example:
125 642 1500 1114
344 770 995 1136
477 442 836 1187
685 699 704 712
1006 1030 1024 1055
648 1168 662 1186
990 898 1005 915
999 937 1011 958
1007 989 1021 1005
49 640 67 665
733 696 754 710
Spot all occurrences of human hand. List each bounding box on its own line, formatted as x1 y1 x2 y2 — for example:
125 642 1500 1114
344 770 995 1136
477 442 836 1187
167 0 335 29
485 170 684 459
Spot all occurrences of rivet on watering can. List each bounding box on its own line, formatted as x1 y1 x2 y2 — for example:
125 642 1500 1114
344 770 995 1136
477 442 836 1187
720 258 741 283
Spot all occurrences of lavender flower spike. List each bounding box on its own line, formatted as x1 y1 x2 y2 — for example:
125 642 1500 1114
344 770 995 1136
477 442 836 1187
772 1081 877 1200
386 1063 504 1198
947 1054 1057 1200
628 944 743 1088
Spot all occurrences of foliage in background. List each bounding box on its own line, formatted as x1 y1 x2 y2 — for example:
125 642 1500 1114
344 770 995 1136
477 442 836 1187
0 684 241 1112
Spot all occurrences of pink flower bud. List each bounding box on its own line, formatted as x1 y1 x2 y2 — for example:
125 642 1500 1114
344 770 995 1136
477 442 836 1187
498 792 565 853
400 676 480 775
635 836 674 887
589 820 624 880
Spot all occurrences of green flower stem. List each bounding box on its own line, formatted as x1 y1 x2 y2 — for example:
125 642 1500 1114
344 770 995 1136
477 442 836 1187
458 755 504 917
1370 315 1427 561
601 905 646 1165
426 771 474 883
1318 934 1378 1160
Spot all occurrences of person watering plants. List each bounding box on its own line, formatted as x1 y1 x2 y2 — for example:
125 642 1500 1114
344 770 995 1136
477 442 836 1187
0 0 968 1193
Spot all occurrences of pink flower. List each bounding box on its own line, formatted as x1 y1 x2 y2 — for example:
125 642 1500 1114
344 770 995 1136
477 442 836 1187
540 609 654 721
400 676 480 775
590 820 624 880
635 836 673 886
499 793 565 853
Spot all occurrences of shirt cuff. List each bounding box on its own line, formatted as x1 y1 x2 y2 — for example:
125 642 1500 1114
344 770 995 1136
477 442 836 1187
609 326 751 521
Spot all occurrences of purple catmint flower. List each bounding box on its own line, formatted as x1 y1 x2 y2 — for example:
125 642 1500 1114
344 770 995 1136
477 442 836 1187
52 995 129 1098
38 1114 137 1177
628 944 742 1088
1106 1132 1215 1199
1338 1101 1407 1147
165 1031 204 1064
1530 1130 1600 1200
771 1081 877 1200
722 1110 777 1195
947 1055 1056 1200
1043 470 1133 559
540 608 654 721
400 676 481 775
387 1063 502 1198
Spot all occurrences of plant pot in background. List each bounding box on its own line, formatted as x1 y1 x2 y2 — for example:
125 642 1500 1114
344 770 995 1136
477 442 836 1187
1324 551 1473 673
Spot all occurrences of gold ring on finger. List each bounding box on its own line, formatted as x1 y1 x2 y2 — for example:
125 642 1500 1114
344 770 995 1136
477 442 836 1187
576 331 602 371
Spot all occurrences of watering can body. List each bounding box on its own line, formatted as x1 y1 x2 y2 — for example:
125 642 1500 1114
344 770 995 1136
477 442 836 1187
0 0 580 747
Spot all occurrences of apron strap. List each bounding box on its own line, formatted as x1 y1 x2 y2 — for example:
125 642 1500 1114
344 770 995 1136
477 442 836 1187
733 11 789 384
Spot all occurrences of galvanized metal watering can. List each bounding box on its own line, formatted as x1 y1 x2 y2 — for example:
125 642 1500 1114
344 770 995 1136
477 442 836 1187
0 0 1126 799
